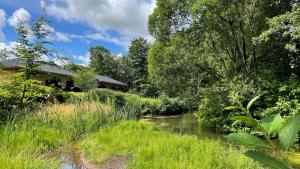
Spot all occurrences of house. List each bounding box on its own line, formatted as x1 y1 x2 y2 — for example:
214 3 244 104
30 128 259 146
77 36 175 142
0 58 126 91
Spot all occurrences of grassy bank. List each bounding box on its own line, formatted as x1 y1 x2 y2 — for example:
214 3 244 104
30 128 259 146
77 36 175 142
80 121 261 169
0 101 133 169
70 89 189 115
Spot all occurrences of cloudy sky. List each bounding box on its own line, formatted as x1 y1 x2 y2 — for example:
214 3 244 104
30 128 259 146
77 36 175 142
0 0 156 65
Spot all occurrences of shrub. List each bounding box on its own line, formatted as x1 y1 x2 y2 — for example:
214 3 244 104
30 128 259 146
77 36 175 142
196 76 262 131
197 86 228 129
158 95 188 115
70 89 188 116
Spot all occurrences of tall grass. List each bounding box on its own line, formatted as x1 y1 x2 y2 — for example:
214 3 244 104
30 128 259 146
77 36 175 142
0 101 133 169
69 89 188 115
80 121 262 169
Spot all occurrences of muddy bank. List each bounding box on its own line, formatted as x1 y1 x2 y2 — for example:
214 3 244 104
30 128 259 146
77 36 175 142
80 154 131 169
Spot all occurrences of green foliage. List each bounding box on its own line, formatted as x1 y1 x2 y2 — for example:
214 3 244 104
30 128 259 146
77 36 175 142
260 114 284 136
230 116 258 127
196 76 264 131
158 95 188 115
197 86 228 128
226 133 271 149
256 5 299 54
0 72 50 111
80 121 261 169
14 11 52 79
245 151 290 169
127 38 150 90
279 112 300 151
73 69 96 91
226 111 300 169
89 46 122 80
71 89 188 115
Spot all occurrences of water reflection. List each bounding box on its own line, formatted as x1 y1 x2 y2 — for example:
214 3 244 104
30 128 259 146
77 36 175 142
141 113 225 141
60 146 85 169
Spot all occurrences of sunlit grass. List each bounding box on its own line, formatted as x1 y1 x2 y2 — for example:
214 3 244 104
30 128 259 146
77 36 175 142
0 101 131 169
38 101 111 117
80 121 262 169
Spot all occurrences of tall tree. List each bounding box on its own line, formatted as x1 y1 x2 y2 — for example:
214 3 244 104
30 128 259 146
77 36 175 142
89 46 120 80
13 11 52 106
74 69 96 92
127 38 150 90
148 0 298 97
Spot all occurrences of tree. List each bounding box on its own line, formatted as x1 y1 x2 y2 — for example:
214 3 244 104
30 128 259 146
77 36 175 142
148 0 298 95
74 69 96 91
89 46 120 79
127 38 150 90
12 11 52 107
255 5 300 77
64 63 85 72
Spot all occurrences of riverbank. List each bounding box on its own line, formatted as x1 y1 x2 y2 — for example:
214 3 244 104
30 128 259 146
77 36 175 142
79 121 261 169
0 101 131 169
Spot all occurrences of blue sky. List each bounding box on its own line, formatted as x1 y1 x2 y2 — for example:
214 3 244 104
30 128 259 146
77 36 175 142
0 0 155 65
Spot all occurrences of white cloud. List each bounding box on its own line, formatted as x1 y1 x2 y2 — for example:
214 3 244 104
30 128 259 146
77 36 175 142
73 52 90 66
8 8 31 28
8 8 35 41
71 32 127 48
43 0 156 48
53 57 70 66
0 41 19 59
0 41 18 51
55 32 71 42
0 9 6 41
40 54 50 62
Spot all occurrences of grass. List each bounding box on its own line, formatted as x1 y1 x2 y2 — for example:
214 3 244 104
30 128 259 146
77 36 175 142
0 101 133 169
80 121 262 169
70 88 188 115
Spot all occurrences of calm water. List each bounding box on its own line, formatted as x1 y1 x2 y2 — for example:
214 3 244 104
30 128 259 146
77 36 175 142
61 113 300 169
140 113 225 141
60 146 85 169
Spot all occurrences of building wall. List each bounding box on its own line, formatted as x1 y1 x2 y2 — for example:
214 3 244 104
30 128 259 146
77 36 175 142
0 68 73 90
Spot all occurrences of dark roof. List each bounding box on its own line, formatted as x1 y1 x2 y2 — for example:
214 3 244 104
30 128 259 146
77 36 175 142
1 58 126 86
0 58 74 76
96 75 126 86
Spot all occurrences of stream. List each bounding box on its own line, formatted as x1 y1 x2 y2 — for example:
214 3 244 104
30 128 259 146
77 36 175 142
60 113 300 169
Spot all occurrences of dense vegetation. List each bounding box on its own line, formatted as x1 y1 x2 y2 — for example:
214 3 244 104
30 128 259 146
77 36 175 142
80 121 261 169
0 0 300 168
146 0 300 132
70 89 188 115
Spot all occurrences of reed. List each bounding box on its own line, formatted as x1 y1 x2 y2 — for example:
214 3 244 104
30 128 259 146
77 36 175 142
0 101 132 169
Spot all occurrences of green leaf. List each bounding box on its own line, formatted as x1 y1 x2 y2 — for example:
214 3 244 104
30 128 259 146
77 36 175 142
225 133 271 149
260 114 284 136
245 150 291 169
230 116 258 127
247 96 260 112
279 112 300 151
223 106 239 111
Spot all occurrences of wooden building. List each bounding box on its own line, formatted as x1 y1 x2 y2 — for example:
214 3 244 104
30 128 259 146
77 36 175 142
0 58 126 91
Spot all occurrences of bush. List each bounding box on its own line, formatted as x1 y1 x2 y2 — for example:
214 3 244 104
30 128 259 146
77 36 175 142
196 77 262 131
197 86 228 129
0 71 72 122
158 95 188 115
70 89 188 116
197 74 300 134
